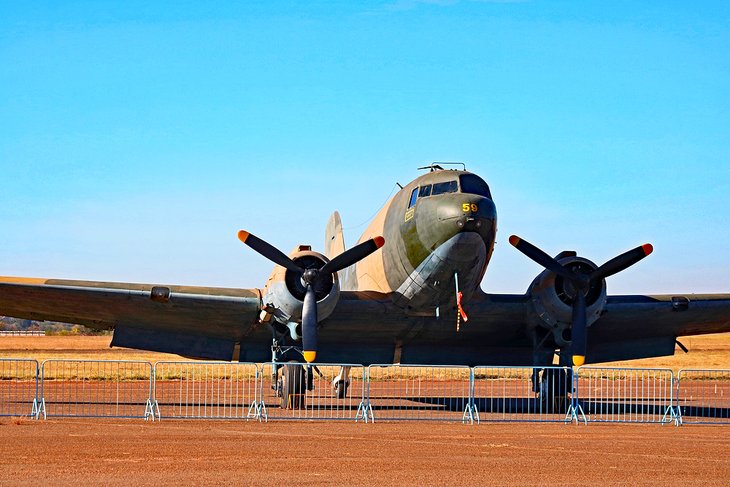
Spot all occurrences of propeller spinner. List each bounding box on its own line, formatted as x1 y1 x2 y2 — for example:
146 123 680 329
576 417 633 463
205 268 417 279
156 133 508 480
238 230 385 363
509 235 653 367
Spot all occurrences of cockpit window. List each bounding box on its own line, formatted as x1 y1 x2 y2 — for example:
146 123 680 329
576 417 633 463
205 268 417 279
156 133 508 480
408 187 418 208
431 180 458 196
418 185 432 198
459 174 492 199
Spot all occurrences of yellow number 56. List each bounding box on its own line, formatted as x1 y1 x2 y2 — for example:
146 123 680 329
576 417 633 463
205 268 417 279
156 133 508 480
462 203 478 212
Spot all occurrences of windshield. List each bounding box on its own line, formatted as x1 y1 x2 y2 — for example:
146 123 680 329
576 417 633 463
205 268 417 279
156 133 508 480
431 180 458 196
459 174 492 199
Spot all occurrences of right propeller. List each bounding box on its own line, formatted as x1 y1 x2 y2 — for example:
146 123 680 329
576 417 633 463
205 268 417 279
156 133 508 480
509 235 653 367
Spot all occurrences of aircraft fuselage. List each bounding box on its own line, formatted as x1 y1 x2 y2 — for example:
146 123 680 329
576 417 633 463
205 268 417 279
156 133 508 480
343 169 497 315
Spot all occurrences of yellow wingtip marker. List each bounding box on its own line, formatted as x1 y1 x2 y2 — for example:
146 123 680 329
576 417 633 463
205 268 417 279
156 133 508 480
303 351 316 363
573 355 585 367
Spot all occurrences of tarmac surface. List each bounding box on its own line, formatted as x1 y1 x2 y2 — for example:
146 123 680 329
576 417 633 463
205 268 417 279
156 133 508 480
1 418 728 486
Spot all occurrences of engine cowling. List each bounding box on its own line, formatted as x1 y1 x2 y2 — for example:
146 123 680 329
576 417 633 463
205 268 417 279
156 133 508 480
527 252 607 346
261 248 341 330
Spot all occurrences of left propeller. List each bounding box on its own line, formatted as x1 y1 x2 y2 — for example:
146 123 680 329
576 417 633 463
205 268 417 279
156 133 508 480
509 235 652 367
238 230 385 363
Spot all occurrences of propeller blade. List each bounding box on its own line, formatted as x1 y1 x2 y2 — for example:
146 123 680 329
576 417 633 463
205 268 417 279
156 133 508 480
301 285 318 363
590 244 653 282
571 292 587 367
238 230 303 274
508 235 575 281
319 236 385 276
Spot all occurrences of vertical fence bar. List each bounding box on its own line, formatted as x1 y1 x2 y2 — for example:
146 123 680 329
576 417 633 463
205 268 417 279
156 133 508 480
259 363 365 421
574 367 676 424
676 369 730 425
365 365 472 422
0 359 39 418
40 360 154 419
472 366 573 423
152 361 261 420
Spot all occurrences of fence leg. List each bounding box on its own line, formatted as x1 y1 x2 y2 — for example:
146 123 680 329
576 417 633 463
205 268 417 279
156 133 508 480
462 403 478 425
355 400 373 423
37 398 46 420
247 400 267 422
144 399 156 422
661 405 681 427
565 400 587 425
461 368 478 424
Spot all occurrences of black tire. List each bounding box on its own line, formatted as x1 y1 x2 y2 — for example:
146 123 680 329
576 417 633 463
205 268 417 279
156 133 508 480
334 379 348 399
281 363 306 409
539 368 570 414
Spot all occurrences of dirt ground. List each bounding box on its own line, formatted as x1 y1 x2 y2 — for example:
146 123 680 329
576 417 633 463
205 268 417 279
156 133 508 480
1 335 729 485
1 419 728 486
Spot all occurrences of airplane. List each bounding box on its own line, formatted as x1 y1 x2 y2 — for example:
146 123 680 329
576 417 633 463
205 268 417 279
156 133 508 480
2 164 729 406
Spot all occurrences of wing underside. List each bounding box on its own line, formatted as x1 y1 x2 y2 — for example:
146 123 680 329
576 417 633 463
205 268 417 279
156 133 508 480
0 277 264 361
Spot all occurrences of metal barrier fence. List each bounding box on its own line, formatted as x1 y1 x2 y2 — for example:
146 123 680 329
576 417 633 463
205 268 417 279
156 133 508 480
676 369 730 425
473 366 573 423
573 367 678 424
0 359 40 417
153 362 262 420
364 365 473 423
39 360 155 420
1 357 729 425
259 363 366 421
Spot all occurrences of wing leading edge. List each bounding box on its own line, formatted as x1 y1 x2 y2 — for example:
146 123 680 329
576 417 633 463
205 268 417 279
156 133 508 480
0 277 264 361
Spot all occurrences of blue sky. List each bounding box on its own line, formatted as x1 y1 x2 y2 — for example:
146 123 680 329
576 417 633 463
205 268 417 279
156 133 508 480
1 1 728 294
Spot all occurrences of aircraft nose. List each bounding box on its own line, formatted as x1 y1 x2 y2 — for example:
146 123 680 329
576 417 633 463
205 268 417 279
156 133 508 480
424 194 497 251
437 194 497 232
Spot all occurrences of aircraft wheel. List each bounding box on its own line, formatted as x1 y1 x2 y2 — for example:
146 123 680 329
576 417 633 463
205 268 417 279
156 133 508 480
281 363 306 409
539 368 570 414
334 379 348 399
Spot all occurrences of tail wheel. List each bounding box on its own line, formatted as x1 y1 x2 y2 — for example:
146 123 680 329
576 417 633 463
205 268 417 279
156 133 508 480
281 363 306 409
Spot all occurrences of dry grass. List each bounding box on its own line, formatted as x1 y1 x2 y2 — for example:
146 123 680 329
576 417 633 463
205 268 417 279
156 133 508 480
604 333 730 372
1 333 730 374
0 336 188 363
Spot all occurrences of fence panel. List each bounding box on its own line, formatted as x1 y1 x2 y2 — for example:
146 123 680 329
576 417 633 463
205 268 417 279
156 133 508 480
259 363 365 421
365 365 472 422
40 360 154 419
677 369 730 424
472 366 573 423
0 359 40 417
153 362 261 420
573 367 677 424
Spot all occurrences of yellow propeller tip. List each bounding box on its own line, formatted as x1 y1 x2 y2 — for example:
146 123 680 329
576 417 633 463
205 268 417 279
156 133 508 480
237 230 250 243
573 355 585 367
303 351 316 363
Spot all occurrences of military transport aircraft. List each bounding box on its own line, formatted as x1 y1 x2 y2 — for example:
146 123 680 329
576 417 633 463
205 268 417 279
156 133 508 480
1 164 729 403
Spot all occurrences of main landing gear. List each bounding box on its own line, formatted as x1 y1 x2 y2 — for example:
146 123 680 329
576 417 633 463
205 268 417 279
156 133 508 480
532 367 572 414
279 363 306 409
272 361 352 409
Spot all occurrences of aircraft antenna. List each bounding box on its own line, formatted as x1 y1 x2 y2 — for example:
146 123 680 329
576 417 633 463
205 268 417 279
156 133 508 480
417 162 466 172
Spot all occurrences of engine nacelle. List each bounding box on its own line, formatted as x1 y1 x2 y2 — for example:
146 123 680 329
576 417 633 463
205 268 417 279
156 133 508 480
260 247 341 331
527 252 607 346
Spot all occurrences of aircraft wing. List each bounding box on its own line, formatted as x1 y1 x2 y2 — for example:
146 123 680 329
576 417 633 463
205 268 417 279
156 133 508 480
585 293 730 363
0 277 265 361
367 291 730 366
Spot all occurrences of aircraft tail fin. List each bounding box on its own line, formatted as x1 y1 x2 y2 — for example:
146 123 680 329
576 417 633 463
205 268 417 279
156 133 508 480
325 211 345 259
